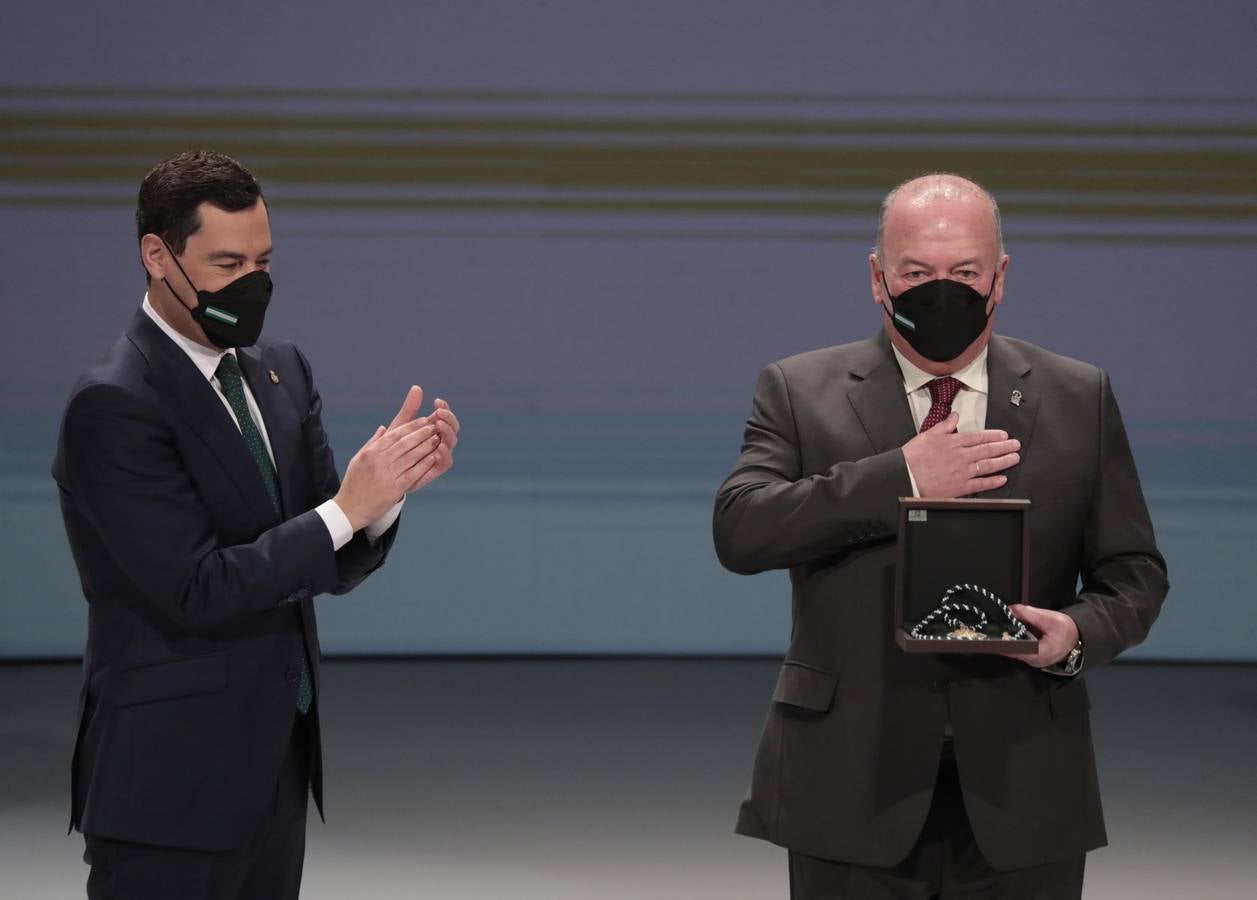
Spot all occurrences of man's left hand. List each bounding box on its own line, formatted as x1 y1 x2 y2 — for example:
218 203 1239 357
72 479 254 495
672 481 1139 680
380 390 459 494
1002 604 1079 668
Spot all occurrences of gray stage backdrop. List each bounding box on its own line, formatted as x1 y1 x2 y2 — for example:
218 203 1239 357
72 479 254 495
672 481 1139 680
2 2 1254 660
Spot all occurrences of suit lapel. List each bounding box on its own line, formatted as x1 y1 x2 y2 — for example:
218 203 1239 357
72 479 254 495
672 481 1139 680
127 310 278 525
981 336 1038 499
847 331 918 455
236 346 305 517
238 348 322 683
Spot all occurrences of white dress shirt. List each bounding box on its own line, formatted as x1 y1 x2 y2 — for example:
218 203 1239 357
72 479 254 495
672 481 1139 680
891 344 989 497
142 295 401 550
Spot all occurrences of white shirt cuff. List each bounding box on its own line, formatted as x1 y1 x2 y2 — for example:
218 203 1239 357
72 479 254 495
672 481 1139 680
315 499 355 551
905 460 921 498
316 497 403 552
366 498 404 543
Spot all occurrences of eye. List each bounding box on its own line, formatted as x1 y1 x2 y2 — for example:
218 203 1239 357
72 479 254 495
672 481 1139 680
218 261 243 272
902 270 927 281
955 269 978 280
258 259 271 271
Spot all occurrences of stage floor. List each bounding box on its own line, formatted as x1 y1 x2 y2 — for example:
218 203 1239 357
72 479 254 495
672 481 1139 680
3 659 1255 898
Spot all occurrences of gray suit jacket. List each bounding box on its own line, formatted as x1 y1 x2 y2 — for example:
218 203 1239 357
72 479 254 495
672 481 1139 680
713 331 1167 870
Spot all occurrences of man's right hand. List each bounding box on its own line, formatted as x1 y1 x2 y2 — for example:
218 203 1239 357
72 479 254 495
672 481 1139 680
333 386 443 531
901 411 1020 498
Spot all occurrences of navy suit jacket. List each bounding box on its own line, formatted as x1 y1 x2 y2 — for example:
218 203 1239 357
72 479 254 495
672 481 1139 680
52 308 397 851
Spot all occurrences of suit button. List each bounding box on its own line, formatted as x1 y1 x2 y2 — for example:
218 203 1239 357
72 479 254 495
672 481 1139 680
285 668 299 684
932 679 949 691
296 588 310 600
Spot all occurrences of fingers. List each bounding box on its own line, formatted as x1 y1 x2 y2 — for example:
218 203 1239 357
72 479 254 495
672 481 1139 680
433 418 458 451
413 444 454 492
1000 605 1047 665
387 385 424 430
965 475 1009 493
967 451 1020 479
374 416 433 452
954 428 1011 448
398 441 448 493
387 425 439 467
967 438 1020 461
1008 604 1043 629
957 435 1020 490
432 401 460 433
1009 604 1056 634
927 411 960 433
1005 605 1079 668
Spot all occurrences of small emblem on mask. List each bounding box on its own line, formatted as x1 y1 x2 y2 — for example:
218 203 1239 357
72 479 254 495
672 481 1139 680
204 306 239 326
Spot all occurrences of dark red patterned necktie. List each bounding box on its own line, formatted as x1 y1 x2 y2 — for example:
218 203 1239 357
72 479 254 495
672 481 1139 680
920 376 962 432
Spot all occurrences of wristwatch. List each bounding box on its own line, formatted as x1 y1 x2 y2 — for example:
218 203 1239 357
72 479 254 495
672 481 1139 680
1059 639 1084 676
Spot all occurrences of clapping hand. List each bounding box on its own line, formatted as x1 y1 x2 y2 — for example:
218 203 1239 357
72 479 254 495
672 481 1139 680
334 386 460 531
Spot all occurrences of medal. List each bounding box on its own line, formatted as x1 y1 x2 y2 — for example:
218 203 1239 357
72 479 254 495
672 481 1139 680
909 584 1031 642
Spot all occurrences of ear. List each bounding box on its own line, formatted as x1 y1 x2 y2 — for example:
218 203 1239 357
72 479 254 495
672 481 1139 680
139 233 170 283
869 253 887 306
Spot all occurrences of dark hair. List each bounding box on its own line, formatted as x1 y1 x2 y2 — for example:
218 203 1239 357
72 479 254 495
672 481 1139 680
136 151 264 275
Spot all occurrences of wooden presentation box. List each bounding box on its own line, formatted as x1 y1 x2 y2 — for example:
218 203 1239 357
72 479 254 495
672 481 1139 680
894 498 1038 655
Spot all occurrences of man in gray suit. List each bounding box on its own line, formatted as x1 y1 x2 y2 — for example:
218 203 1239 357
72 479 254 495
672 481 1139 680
713 173 1167 899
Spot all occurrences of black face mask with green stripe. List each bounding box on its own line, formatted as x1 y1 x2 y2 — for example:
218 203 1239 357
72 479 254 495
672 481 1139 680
162 241 272 349
881 274 993 363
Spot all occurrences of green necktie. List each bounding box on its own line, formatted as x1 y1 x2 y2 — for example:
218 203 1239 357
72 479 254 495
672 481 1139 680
215 354 314 715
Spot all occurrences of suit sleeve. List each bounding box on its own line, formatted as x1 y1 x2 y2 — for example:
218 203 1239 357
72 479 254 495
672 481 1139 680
1063 370 1168 668
713 362 911 575
292 346 398 595
59 381 342 636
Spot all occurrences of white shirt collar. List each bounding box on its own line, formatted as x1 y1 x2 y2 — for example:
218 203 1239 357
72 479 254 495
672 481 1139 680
142 293 236 383
891 342 989 396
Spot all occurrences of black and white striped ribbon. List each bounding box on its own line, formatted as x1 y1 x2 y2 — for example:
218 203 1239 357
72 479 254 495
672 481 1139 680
908 583 1030 640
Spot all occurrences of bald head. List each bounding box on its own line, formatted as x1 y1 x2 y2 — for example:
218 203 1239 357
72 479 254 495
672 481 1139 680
875 173 1003 262
868 172 1009 375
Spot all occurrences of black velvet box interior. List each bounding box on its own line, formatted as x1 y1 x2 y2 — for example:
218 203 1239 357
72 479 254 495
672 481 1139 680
894 498 1039 654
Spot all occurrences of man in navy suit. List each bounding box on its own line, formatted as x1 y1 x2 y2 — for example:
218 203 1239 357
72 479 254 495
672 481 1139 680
52 150 459 899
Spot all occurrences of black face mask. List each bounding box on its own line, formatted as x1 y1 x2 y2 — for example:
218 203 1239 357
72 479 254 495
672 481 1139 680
162 242 272 349
882 274 995 363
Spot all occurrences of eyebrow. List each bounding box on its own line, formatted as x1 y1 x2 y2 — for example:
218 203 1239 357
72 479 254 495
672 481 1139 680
207 246 273 262
899 257 983 270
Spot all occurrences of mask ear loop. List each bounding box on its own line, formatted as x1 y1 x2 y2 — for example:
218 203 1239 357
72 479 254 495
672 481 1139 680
159 238 199 313
880 272 898 322
980 270 999 319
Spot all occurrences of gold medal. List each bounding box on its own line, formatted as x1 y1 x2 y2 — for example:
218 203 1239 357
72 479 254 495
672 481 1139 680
948 626 986 640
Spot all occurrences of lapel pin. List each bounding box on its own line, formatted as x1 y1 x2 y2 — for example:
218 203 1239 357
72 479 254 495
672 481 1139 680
1010 389 1022 407
269 369 280 384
